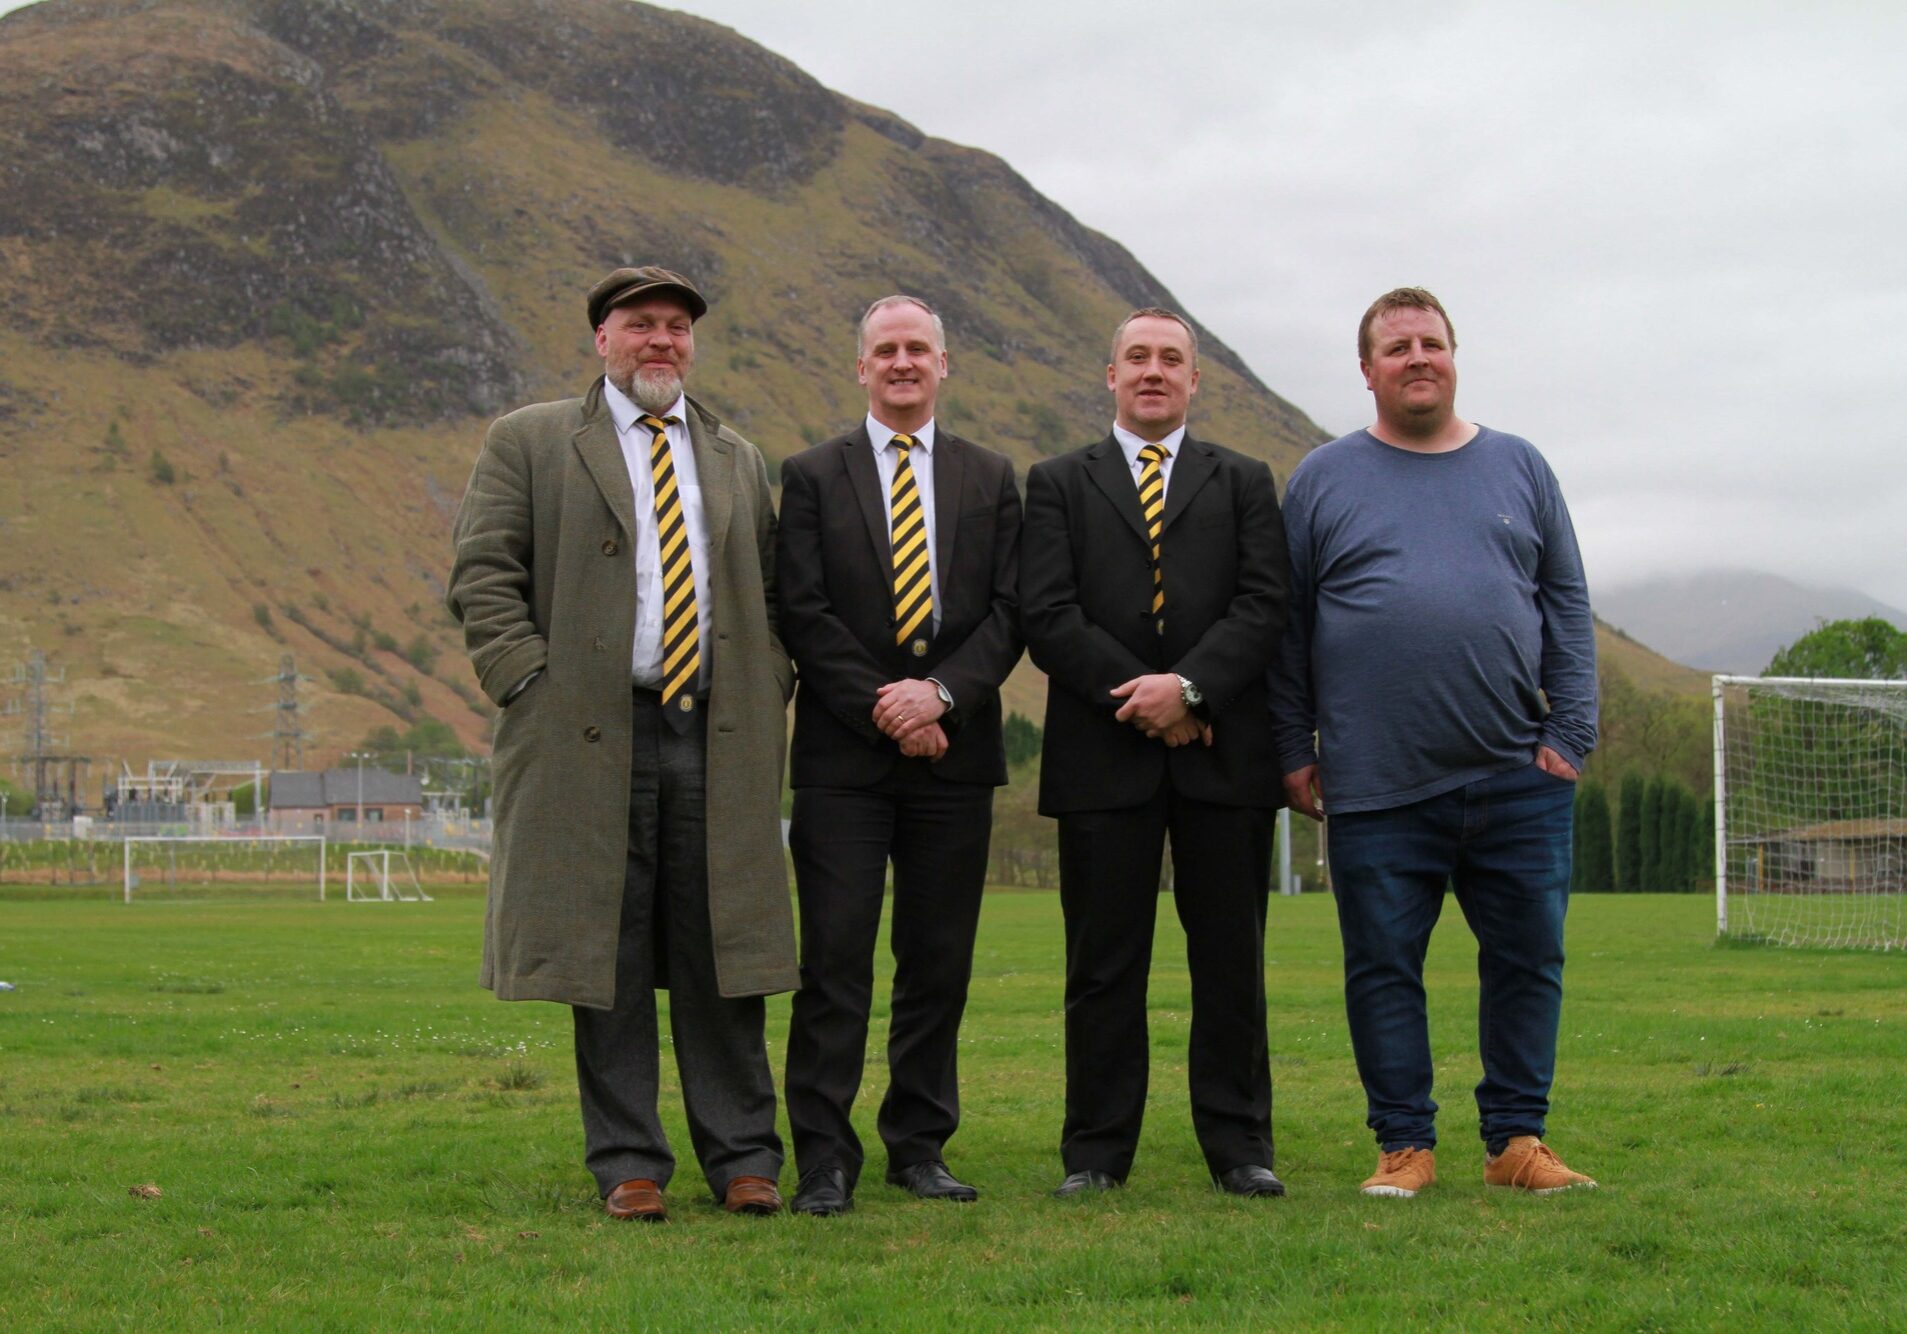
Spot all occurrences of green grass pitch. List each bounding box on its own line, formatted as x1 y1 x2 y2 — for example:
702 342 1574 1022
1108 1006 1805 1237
2 890 1903 1328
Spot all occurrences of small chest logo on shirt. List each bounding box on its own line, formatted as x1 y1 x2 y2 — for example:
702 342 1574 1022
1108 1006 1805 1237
1497 514 1514 526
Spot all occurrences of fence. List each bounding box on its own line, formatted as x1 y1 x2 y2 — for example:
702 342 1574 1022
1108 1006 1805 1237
0 812 492 887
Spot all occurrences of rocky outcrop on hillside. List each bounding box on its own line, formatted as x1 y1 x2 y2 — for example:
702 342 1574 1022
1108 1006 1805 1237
1 0 524 422
1 0 1313 434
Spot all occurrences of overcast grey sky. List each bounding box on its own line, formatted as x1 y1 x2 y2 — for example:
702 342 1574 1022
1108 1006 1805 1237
662 0 1906 607
8 0 1903 605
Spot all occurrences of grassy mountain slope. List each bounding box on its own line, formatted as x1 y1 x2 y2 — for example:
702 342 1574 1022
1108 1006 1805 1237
1594 617 1708 698
0 0 1325 772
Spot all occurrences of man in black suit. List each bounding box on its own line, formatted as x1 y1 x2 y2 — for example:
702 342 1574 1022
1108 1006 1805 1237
776 295 1023 1216
1021 307 1290 1199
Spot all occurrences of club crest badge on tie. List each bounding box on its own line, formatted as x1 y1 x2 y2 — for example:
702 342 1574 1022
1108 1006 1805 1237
678 696 694 713
1156 617 1165 636
910 638 928 658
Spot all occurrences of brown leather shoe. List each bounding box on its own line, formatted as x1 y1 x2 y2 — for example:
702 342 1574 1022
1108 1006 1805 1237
604 1178 666 1222
723 1174 783 1216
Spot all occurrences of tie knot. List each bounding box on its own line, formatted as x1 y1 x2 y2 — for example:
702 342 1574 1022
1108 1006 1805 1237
639 414 679 436
891 433 916 453
1139 443 1170 465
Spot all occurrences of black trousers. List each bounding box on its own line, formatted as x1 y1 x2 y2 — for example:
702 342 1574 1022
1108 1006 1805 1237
784 760 993 1190
570 697 782 1199
1056 785 1275 1180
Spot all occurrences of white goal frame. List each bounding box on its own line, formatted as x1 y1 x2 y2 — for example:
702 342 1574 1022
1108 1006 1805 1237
121 835 328 903
1714 675 1907 949
345 849 431 903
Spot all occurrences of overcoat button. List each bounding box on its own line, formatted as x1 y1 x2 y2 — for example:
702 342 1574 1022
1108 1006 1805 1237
583 725 601 742
601 539 618 556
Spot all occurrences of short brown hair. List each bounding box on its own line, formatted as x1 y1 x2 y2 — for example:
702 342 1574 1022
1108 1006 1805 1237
1358 288 1456 362
1111 307 1198 364
857 294 945 355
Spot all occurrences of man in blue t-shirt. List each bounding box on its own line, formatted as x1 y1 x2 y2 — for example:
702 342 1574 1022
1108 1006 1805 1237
1269 287 1599 1198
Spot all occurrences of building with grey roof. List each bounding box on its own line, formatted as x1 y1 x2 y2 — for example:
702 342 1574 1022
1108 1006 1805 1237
268 768 424 834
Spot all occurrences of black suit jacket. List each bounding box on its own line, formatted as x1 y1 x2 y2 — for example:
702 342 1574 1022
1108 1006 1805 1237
1021 432 1289 815
777 424 1023 788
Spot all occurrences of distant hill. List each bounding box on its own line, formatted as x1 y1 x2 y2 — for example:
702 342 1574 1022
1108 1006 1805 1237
1596 571 1907 675
1594 616 1708 697
0 0 1326 771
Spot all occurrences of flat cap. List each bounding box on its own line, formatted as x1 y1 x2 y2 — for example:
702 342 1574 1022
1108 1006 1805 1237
586 266 708 329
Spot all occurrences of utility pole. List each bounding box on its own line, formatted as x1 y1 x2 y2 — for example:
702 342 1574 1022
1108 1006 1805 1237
6 649 90 818
261 654 312 771
349 750 371 832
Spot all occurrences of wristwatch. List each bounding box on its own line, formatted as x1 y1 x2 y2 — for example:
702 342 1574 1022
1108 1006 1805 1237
1176 674 1205 716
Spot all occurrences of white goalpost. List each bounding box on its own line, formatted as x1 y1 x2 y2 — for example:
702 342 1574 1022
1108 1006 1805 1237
122 835 328 903
1714 676 1907 949
345 849 431 903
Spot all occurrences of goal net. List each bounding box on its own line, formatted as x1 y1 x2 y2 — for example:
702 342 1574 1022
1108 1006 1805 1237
122 835 327 903
345 849 431 903
1714 676 1907 949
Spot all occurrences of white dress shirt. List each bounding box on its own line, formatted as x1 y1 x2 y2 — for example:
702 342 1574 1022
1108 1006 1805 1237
606 380 713 690
1112 420 1186 496
867 413 942 637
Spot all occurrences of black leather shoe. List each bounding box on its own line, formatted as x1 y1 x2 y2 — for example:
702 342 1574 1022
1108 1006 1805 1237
1052 1169 1121 1198
791 1166 852 1217
886 1160 978 1202
1214 1164 1287 1198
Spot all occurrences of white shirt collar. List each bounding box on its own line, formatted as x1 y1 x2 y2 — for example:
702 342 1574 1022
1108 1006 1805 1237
604 379 688 436
1112 420 1185 467
867 414 936 454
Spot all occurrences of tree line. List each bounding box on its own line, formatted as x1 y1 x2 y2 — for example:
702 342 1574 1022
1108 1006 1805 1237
1571 773 1713 894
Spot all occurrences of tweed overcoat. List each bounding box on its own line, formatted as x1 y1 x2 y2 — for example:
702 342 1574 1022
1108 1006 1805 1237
447 380 797 1008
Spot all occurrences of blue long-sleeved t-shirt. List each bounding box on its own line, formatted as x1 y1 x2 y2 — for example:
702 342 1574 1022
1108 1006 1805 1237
1267 426 1598 814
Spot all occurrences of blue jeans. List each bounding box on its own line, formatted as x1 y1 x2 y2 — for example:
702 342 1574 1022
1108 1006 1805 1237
1326 762 1574 1151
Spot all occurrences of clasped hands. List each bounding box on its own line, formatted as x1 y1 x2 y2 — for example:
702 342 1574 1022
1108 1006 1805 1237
873 678 949 759
1111 672 1212 748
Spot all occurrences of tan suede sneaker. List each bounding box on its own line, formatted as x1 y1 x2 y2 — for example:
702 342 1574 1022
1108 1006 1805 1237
1484 1137 1597 1194
1361 1146 1436 1197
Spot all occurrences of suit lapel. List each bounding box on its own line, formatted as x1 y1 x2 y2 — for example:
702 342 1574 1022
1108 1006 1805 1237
931 431 964 610
684 397 734 560
571 378 638 541
841 426 891 567
1083 435 1151 548
1162 436 1217 532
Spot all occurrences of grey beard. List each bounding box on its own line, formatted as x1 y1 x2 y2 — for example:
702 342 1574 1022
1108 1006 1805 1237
628 366 684 415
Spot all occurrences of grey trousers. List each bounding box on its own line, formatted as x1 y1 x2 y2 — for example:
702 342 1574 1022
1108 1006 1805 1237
571 696 782 1200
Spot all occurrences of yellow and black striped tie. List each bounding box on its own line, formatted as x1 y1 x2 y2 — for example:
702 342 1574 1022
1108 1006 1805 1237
889 434 934 653
1138 442 1169 631
641 414 700 722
